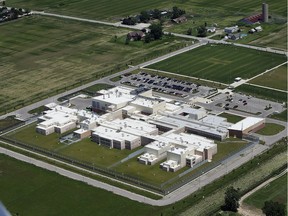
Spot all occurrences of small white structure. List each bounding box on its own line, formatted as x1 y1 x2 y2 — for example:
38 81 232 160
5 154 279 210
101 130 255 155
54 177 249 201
235 77 242 82
206 27 216 33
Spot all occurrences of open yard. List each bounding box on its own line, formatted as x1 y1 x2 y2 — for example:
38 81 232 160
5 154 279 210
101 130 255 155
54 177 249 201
0 154 159 216
113 140 248 185
146 44 286 84
249 64 287 91
244 174 287 209
5 123 141 167
0 16 191 115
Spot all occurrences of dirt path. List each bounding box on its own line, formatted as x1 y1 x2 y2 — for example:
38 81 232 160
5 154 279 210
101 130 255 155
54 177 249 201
238 169 287 216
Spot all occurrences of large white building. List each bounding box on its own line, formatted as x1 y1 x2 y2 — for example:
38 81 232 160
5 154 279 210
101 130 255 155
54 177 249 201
37 86 242 172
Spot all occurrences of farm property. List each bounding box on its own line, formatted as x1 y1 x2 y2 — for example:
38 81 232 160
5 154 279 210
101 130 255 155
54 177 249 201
0 16 191 115
146 44 287 84
7 0 287 21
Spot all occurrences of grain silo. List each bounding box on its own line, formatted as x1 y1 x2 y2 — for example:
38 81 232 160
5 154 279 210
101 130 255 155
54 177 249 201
262 3 269 22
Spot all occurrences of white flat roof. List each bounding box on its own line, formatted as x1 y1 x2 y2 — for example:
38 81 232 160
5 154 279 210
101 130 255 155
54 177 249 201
93 126 138 142
229 117 264 131
131 97 161 108
93 86 135 105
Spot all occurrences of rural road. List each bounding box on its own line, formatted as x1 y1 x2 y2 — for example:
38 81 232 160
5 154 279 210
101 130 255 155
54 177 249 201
238 169 287 216
32 11 288 56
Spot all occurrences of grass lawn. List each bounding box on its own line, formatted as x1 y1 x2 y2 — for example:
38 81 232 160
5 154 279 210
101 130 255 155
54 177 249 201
83 83 114 94
113 159 188 185
58 139 142 167
235 84 288 103
6 123 66 150
249 64 287 91
0 154 159 216
256 123 285 136
0 116 23 131
244 174 287 209
0 16 191 115
28 105 47 114
269 109 287 122
146 44 286 84
218 113 244 123
5 123 141 167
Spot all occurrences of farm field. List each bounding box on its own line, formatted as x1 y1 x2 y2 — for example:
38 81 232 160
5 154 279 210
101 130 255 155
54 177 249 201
235 84 288 103
0 154 159 216
244 174 287 209
7 0 287 21
249 64 287 91
0 16 191 115
146 44 287 84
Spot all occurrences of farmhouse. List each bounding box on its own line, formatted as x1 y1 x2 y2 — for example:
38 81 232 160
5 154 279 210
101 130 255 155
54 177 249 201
228 33 247 40
228 117 265 138
127 31 145 41
172 16 187 24
224 26 239 34
206 27 216 33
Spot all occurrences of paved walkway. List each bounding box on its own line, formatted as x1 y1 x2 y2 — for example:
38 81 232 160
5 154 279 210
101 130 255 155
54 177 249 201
238 169 287 216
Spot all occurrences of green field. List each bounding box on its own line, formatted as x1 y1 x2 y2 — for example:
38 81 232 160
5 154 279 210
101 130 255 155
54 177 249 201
235 84 288 103
0 16 191 115
256 123 285 136
146 44 286 84
249 64 287 91
244 174 287 209
7 0 287 21
0 154 159 216
0 116 23 131
269 109 287 122
218 113 244 123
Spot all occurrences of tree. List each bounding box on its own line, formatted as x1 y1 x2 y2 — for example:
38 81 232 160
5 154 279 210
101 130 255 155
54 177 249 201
197 25 207 37
262 201 285 216
139 10 150 23
144 33 152 43
152 9 161 19
122 17 137 25
149 23 163 40
187 28 192 35
171 6 185 19
223 187 240 212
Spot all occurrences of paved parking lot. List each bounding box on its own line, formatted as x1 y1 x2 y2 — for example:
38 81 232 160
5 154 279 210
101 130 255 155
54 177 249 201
119 71 216 99
202 92 285 117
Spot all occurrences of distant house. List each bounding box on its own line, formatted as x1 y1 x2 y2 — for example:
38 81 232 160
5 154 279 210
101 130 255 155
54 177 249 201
206 27 216 33
172 16 187 24
127 31 145 41
224 26 239 34
228 33 247 40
